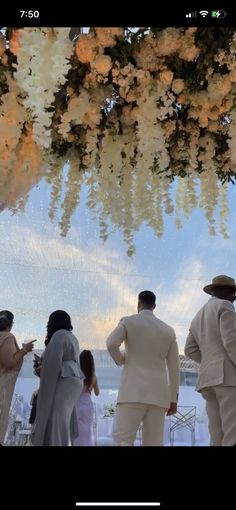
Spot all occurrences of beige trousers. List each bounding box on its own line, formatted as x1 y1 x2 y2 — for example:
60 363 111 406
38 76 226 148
201 386 236 446
113 403 166 446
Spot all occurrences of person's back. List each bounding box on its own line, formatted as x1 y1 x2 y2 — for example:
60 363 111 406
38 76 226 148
189 297 230 354
124 311 174 356
34 311 84 446
117 310 177 408
186 296 236 390
106 290 179 446
73 350 99 446
184 275 236 446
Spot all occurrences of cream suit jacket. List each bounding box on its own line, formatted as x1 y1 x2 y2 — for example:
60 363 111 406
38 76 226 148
185 297 236 391
106 309 179 409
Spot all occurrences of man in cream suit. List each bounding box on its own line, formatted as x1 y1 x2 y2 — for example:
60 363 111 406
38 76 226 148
106 290 180 446
184 275 236 446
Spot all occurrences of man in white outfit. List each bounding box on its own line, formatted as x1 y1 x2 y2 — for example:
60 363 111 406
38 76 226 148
185 275 236 446
106 290 180 446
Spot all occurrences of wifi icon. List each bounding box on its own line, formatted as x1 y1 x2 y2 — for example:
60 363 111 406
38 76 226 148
199 10 209 17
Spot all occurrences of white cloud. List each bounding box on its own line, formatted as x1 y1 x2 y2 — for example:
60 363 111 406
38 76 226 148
156 258 208 352
0 219 213 354
0 223 144 348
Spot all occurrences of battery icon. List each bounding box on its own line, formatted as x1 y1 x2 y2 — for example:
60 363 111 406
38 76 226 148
211 10 227 18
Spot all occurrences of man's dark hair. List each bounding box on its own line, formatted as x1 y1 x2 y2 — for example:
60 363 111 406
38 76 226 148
138 290 156 307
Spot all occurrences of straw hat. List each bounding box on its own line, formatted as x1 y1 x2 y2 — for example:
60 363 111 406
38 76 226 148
203 275 236 295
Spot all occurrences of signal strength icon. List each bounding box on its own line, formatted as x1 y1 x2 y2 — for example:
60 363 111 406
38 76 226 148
186 11 197 18
199 10 209 17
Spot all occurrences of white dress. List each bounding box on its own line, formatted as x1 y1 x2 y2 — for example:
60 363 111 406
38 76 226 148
73 384 94 446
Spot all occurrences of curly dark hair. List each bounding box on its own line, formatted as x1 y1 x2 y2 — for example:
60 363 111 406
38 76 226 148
45 310 73 346
80 350 95 389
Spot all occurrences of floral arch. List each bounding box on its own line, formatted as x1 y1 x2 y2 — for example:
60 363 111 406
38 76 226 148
0 27 236 254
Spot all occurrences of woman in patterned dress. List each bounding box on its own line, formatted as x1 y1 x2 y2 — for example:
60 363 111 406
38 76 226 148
0 310 34 444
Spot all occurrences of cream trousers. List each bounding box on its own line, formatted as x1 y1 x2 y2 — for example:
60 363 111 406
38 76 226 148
201 386 236 446
113 402 166 446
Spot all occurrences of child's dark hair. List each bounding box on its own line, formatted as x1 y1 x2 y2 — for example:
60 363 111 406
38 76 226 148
80 350 95 388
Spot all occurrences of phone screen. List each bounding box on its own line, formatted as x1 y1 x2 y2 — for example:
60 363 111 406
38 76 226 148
0 3 235 508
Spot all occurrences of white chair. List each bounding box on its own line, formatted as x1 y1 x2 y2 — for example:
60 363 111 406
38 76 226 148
15 418 32 446
4 393 24 445
97 437 115 446
169 406 197 446
96 415 115 446
18 429 31 446
4 416 22 446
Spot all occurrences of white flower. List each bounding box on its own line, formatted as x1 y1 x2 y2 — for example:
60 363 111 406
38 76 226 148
103 402 117 417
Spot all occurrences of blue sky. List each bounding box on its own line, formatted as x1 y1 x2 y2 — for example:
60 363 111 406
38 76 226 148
0 169 236 353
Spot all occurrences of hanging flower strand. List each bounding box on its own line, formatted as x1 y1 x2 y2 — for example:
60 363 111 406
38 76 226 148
0 27 236 254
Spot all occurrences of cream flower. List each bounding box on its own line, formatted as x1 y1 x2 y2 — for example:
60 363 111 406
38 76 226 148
172 79 185 94
179 46 199 61
0 33 5 57
159 69 173 86
83 72 98 89
83 103 102 128
9 29 22 55
126 90 137 102
207 74 232 101
156 28 182 56
121 105 137 125
95 28 124 48
208 121 219 132
75 33 98 63
164 120 176 138
229 68 236 82
135 35 162 71
93 54 112 75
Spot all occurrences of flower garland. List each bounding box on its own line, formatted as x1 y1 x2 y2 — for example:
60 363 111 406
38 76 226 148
1 27 236 253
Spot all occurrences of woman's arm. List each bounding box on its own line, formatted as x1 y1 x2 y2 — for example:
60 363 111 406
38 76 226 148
0 335 27 370
0 335 35 370
93 375 100 396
